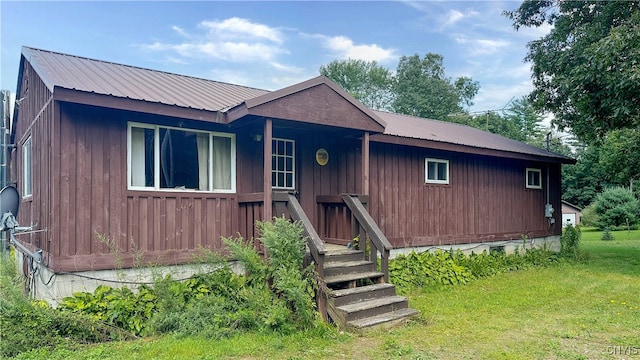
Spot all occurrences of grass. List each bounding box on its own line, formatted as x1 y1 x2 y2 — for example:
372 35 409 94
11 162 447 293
13 227 640 360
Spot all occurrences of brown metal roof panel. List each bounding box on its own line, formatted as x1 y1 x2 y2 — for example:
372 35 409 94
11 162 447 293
374 110 572 161
22 47 269 112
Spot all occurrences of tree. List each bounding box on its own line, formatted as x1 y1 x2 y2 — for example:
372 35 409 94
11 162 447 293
319 59 395 111
598 128 640 188
593 187 639 229
561 144 606 208
502 97 544 143
393 53 479 120
505 1 640 143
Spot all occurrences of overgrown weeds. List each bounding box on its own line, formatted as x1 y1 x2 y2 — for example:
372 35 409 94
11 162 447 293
389 245 561 293
55 217 318 343
0 249 133 358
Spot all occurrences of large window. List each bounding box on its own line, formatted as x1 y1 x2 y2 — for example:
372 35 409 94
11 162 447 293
128 123 235 192
425 158 449 184
272 138 295 189
526 168 542 189
22 136 32 197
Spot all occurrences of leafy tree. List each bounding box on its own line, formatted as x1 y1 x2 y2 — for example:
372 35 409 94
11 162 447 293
599 128 640 187
319 59 395 111
561 144 605 208
505 1 640 144
393 53 479 120
593 187 639 229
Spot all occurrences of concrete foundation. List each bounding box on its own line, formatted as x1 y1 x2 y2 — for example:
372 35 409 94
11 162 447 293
12 235 560 306
12 250 243 307
390 235 561 259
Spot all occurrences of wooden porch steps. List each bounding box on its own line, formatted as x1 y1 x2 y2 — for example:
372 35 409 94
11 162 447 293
323 247 418 330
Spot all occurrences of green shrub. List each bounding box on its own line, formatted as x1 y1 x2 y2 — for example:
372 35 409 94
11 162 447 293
580 203 598 227
560 224 582 258
15 217 319 349
601 228 615 241
0 251 131 358
258 217 317 328
58 284 157 335
389 246 559 292
594 187 639 229
389 250 474 289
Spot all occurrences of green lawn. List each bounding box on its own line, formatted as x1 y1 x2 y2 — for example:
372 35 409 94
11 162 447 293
16 228 640 360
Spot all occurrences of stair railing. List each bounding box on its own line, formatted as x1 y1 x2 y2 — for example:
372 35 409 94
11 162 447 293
341 194 392 282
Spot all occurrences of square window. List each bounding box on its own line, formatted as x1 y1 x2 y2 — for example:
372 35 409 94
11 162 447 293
526 168 542 189
425 158 449 184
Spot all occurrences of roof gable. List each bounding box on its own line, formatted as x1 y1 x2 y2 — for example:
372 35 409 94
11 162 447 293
227 76 385 133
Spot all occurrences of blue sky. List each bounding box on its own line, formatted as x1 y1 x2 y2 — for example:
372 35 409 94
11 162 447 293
1 1 551 114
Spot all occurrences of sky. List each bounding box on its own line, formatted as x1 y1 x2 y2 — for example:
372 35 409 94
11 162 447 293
0 1 552 115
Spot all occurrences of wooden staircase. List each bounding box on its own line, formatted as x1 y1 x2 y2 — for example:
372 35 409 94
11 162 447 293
274 192 419 330
323 247 419 330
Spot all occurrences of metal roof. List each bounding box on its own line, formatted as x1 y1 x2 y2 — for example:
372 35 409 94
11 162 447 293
375 110 572 161
22 47 269 113
20 47 573 162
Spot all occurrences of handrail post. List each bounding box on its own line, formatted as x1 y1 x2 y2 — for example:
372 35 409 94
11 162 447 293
341 193 393 283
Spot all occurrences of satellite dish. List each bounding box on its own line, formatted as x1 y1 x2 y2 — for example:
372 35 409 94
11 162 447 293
0 186 20 218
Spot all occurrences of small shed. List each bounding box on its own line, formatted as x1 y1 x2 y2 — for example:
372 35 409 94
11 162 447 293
561 201 582 226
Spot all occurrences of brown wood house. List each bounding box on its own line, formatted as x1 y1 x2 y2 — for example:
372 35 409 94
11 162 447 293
8 47 573 326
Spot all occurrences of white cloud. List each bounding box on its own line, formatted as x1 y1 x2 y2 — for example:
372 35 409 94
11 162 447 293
471 80 533 113
141 17 286 64
269 61 305 73
453 34 510 56
444 10 465 26
171 25 190 38
200 17 284 44
310 34 396 63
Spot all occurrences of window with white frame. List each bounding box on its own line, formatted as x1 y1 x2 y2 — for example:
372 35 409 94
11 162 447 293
128 123 235 192
425 158 449 184
272 138 295 189
22 136 32 197
526 168 542 189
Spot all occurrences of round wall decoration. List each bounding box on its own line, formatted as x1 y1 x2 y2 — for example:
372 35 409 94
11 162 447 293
315 148 329 166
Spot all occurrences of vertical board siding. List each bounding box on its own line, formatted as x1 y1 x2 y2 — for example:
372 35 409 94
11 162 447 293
369 142 561 247
50 104 240 271
126 194 236 253
13 61 55 260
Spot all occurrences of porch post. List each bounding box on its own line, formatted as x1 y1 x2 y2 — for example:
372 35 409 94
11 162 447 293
361 131 370 195
263 119 273 221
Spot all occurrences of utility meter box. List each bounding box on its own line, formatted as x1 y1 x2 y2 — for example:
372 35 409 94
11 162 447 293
545 203 554 218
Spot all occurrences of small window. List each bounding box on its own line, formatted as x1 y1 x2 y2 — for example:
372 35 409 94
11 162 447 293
526 168 542 189
272 138 295 189
22 136 32 197
425 158 449 184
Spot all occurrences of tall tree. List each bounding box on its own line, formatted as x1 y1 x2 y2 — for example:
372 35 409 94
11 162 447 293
599 128 640 188
393 53 479 120
505 1 640 143
502 97 544 143
561 144 606 208
319 59 395 111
